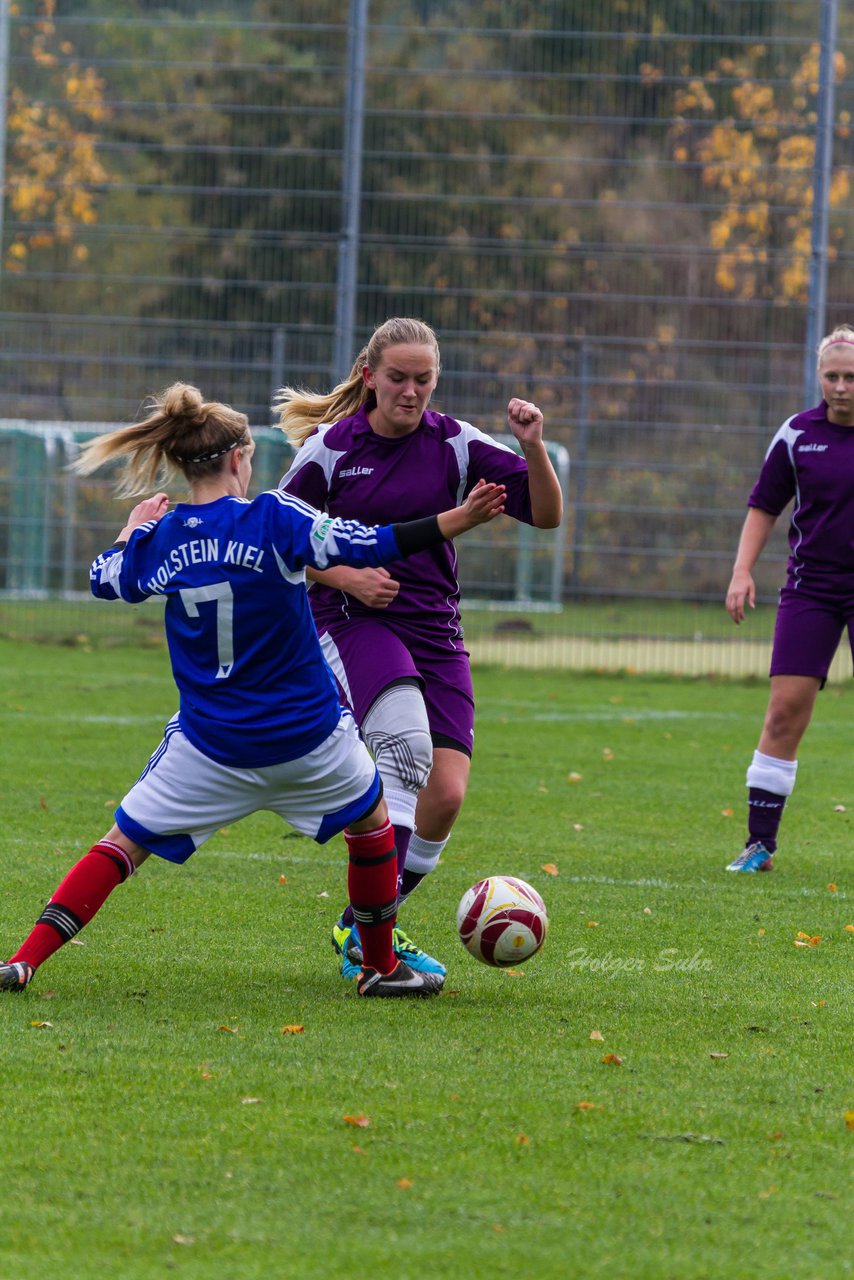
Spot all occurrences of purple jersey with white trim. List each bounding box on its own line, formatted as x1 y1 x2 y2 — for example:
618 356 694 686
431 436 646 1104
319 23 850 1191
748 402 854 592
279 405 533 635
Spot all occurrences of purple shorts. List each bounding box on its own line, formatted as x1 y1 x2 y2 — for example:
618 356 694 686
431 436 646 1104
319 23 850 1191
770 585 854 684
317 617 475 755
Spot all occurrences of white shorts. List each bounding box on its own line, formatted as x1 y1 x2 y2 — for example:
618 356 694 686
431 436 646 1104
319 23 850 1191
115 711 381 863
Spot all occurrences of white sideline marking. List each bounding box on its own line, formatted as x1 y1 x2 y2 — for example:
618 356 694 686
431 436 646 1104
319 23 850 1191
477 707 750 724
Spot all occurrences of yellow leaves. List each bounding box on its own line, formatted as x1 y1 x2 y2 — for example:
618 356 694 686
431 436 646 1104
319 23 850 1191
514 1134 530 1147
844 1110 854 1131
396 1178 414 1189
602 747 615 761
343 1114 370 1128
844 925 854 934
601 1053 623 1066
218 1024 239 1034
31 1020 54 1029
278 875 289 885
721 808 734 818
792 932 820 948
172 1234 195 1247
567 771 583 784
576 1101 602 1111
541 863 559 876
827 883 838 893
589 1029 605 1042
281 1025 305 1035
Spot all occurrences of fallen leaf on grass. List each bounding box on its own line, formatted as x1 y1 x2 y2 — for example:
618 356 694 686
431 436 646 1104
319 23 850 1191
709 1052 729 1061
602 748 615 761
769 1131 784 1141
834 805 846 812
576 1101 602 1111
30 1021 53 1029
827 883 838 892
198 1064 213 1080
541 863 559 876
218 1025 239 1034
343 1114 370 1128
721 808 733 817
515 1134 530 1146
758 1186 777 1200
241 1097 261 1105
281 1025 305 1035
567 772 583 784
586 920 599 927
278 875 289 884
503 968 525 976
172 1235 195 1246
793 934 821 947
351 1145 368 1155
396 1178 414 1189
844 925 854 933
601 1053 623 1066
758 928 766 937
589 1029 605 1042
844 1110 854 1131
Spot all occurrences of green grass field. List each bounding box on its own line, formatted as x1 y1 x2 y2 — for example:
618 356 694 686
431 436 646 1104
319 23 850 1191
1 638 852 1279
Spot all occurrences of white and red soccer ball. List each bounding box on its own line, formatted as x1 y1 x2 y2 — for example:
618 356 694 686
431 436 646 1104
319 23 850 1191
456 875 548 967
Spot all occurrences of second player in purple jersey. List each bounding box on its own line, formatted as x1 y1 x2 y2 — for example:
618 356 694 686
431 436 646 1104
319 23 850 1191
724 323 854 874
276 317 564 978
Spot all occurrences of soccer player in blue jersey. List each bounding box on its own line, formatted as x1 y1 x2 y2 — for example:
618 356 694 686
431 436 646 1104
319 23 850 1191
0 382 506 997
725 324 854 871
276 317 563 977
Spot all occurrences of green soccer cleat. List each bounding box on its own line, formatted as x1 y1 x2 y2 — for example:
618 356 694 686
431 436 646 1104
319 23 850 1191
331 917 363 980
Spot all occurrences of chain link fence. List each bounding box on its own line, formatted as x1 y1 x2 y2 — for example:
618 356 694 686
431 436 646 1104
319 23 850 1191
2 1 853 672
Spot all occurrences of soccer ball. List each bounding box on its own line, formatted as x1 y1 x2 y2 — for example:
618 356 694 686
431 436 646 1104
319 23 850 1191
456 876 548 967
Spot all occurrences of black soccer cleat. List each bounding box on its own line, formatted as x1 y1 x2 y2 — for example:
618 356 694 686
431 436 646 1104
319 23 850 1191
357 959 443 998
0 961 35 993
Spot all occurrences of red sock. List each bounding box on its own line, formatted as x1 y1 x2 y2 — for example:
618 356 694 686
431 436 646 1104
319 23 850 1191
10 841 135 970
345 821 397 975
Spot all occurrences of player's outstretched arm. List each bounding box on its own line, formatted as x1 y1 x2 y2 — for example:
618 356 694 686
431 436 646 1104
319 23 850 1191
437 479 506 538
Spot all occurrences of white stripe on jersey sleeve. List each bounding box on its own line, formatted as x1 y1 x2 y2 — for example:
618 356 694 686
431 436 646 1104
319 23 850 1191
278 423 346 490
444 419 517 504
765 414 803 460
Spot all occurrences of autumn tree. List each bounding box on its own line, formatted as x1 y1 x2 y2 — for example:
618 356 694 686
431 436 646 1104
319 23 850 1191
669 41 850 304
5 0 110 274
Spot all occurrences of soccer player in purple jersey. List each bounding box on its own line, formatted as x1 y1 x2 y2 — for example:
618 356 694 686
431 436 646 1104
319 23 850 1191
0 382 506 998
725 324 854 871
276 317 563 975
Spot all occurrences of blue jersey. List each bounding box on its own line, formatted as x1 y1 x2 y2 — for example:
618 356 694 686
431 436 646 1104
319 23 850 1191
89 489 402 767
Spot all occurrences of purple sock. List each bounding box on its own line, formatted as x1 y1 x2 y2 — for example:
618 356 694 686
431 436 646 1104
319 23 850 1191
393 824 412 883
747 787 786 853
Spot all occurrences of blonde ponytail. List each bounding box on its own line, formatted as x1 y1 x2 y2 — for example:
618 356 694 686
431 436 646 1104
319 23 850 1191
72 382 250 497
